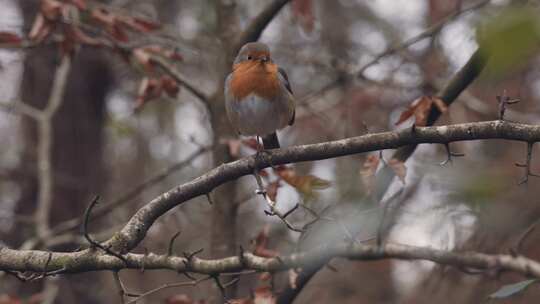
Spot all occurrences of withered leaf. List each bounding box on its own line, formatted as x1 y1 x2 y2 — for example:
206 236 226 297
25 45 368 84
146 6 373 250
360 154 380 195
388 158 407 183
275 166 331 201
395 96 448 127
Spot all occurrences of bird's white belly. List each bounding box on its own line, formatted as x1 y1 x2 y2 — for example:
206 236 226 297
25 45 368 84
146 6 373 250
227 94 290 136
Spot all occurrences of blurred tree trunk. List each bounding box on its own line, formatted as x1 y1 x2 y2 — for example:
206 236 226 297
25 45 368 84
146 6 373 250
208 0 241 301
11 2 113 303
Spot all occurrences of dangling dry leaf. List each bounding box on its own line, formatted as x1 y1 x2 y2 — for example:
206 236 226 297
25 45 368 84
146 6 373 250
395 96 448 126
292 0 315 33
360 155 380 195
241 138 262 151
253 226 279 258
161 75 180 97
90 8 129 42
135 77 162 110
388 158 407 183
275 166 331 201
265 181 281 202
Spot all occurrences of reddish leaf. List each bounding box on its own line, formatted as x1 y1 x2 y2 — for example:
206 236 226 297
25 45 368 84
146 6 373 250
275 166 330 201
266 181 281 202
241 138 262 151
388 158 407 183
253 226 279 258
161 75 180 97
292 0 315 33
0 32 22 45
91 8 129 42
360 155 380 195
395 96 448 126
132 47 154 72
135 77 162 110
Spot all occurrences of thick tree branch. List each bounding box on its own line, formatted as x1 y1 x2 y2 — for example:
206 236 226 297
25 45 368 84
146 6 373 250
232 0 291 55
106 120 540 253
2 243 540 280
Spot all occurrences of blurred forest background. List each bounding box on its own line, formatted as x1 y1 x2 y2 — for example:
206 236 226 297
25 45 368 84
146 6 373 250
2 0 540 303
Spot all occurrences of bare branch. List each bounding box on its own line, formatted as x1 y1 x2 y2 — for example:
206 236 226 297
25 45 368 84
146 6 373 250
34 55 72 240
105 120 540 254
3 243 540 280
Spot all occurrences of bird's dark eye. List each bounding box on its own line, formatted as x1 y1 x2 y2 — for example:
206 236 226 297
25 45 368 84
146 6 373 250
247 55 253 60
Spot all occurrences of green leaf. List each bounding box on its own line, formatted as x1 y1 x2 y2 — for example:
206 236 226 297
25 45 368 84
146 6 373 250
478 7 540 78
488 279 537 299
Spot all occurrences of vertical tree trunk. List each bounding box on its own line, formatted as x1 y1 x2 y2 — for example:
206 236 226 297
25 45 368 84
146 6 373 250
208 0 241 301
11 3 113 303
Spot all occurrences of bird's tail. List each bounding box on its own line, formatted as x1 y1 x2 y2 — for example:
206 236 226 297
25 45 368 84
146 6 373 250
262 132 280 149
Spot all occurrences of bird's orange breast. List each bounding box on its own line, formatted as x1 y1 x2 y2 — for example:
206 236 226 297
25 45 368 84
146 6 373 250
230 61 280 101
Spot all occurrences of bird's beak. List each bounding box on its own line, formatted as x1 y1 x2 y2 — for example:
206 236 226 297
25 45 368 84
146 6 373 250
259 56 268 63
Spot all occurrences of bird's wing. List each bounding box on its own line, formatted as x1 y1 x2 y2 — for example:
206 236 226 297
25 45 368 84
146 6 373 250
277 67 295 126
278 67 293 94
224 73 241 134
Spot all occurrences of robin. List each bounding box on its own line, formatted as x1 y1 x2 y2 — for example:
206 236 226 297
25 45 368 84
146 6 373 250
225 42 295 150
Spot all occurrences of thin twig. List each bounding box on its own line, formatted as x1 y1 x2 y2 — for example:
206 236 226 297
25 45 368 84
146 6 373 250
516 142 540 185
83 196 128 265
168 231 182 256
35 55 73 240
440 143 465 166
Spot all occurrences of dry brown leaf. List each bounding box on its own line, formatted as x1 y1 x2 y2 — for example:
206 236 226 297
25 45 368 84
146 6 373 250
241 138 262 151
395 96 448 127
265 181 280 202
161 75 180 97
135 77 162 110
253 226 279 258
275 166 331 201
360 154 380 195
388 158 407 183
292 0 315 33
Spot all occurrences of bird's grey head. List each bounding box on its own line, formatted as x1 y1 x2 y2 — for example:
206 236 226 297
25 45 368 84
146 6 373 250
234 42 271 65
